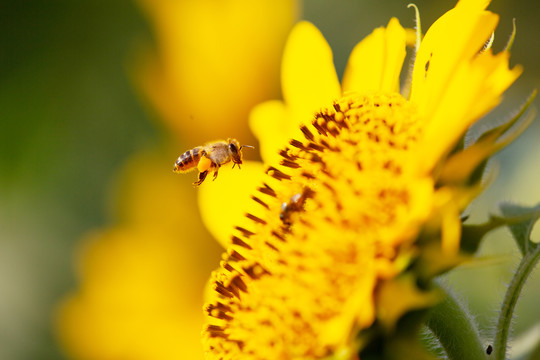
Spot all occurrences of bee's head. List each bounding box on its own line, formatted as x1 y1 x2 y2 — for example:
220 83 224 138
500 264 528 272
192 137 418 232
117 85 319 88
227 138 254 168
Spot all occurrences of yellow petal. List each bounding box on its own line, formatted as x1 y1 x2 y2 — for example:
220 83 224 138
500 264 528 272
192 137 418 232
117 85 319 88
249 100 289 164
409 1 522 175
432 186 479 256
415 50 521 174
440 202 462 255
376 275 441 330
281 21 341 117
343 27 385 94
342 18 407 94
410 6 499 118
250 21 343 165
198 161 266 247
438 94 534 185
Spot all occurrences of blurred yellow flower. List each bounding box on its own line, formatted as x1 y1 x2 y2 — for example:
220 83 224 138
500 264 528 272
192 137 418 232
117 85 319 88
201 0 525 359
135 0 299 142
55 0 298 359
56 153 219 360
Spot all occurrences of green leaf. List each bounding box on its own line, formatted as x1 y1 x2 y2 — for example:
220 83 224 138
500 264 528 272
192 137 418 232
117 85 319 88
499 202 540 256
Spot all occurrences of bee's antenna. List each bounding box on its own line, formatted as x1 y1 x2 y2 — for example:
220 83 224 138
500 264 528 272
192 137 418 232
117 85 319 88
241 145 254 150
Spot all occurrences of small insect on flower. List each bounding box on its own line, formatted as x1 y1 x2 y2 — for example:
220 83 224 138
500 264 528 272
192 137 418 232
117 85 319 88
279 187 314 226
173 138 254 186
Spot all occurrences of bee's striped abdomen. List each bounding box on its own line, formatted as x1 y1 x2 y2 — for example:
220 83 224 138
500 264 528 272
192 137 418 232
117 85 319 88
174 146 203 173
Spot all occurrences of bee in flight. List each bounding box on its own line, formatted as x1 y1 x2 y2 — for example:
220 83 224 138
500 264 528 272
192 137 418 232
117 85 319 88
174 138 253 186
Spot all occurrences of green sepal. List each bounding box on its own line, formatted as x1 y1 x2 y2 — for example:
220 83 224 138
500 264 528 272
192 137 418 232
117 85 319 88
461 204 540 255
461 215 511 254
504 18 517 52
499 202 540 256
413 242 466 279
438 89 536 186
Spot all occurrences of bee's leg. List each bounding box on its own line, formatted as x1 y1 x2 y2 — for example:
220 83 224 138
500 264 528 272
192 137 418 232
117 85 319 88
212 166 221 181
194 170 208 186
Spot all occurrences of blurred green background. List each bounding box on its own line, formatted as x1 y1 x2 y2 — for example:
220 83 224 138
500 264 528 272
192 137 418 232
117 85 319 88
1 0 539 359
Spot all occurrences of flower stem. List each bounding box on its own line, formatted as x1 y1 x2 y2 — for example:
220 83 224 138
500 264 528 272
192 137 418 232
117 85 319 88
426 286 487 360
493 246 540 360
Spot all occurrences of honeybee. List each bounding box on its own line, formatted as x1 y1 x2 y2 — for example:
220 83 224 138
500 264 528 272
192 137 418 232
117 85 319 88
279 187 314 225
174 138 253 186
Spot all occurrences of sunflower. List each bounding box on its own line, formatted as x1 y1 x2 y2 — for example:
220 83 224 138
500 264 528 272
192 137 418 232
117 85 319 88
200 0 529 359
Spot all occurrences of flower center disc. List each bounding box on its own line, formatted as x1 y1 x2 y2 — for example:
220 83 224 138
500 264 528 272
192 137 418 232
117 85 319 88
204 92 435 360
